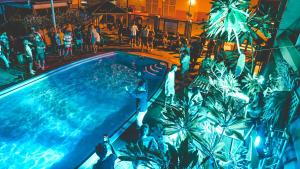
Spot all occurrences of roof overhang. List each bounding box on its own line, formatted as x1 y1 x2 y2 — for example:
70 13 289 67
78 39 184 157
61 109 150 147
0 0 28 3
32 2 68 10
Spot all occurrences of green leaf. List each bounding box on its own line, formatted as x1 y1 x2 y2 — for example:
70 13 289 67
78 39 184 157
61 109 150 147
215 152 228 162
118 155 136 161
228 129 245 140
235 53 245 76
213 142 225 153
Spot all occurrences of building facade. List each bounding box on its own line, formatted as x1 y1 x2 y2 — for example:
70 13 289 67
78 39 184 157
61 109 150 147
117 0 259 22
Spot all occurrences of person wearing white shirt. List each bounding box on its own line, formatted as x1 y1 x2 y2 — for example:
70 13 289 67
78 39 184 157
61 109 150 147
130 23 139 48
165 64 177 106
23 40 35 75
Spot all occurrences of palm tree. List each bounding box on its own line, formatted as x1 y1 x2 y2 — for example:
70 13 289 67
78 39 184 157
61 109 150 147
206 0 271 76
161 100 206 146
206 0 250 76
119 138 198 169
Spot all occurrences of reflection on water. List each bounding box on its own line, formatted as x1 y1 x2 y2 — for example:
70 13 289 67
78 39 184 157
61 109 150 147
0 57 144 169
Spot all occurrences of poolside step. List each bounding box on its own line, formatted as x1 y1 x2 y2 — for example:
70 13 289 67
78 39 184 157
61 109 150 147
149 65 160 73
144 67 158 76
144 63 166 77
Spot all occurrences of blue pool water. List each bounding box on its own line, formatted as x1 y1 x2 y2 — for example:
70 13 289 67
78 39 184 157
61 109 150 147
0 52 167 169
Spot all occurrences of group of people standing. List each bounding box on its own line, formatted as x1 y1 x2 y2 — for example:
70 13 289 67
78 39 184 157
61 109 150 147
0 23 105 75
21 27 46 75
130 22 155 52
53 24 102 57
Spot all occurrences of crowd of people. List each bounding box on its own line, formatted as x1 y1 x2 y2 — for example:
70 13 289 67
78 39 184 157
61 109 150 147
129 22 155 52
0 23 107 75
0 17 224 79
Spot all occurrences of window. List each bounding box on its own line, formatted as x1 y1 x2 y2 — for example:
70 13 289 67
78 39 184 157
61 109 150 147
162 0 176 17
146 0 159 15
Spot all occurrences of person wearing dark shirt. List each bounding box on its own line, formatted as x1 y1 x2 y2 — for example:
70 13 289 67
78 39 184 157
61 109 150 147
133 124 159 169
125 81 148 127
74 26 84 53
93 135 117 169
206 40 215 58
118 22 123 45
199 56 212 75
137 23 143 47
190 39 202 68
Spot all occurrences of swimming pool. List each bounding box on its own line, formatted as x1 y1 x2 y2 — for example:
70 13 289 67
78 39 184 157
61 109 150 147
0 52 167 169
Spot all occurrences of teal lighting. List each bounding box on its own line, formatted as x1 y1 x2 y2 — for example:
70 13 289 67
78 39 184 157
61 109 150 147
254 136 261 147
257 75 265 84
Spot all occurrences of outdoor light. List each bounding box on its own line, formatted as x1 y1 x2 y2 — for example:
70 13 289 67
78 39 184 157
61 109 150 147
254 135 261 147
190 0 196 6
257 75 264 84
255 123 268 158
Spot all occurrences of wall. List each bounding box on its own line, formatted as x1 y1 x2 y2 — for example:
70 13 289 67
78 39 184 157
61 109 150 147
117 0 260 21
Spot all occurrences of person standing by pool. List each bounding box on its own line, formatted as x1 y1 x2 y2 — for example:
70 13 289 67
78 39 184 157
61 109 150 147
90 26 100 53
55 28 64 57
190 38 202 68
180 49 190 83
95 30 101 52
130 23 139 48
162 31 168 49
117 22 123 45
63 30 73 57
74 26 84 54
133 124 159 169
94 135 118 169
141 25 149 52
23 40 35 75
165 64 177 106
34 33 46 70
125 81 148 127
0 41 10 69
148 26 155 52
0 32 10 63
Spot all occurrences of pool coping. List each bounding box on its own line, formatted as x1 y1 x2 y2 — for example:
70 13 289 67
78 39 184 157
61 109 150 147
75 51 169 169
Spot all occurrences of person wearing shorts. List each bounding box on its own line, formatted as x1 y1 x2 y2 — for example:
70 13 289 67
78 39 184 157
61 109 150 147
23 40 35 75
130 23 139 48
165 64 177 106
64 31 73 57
74 26 84 53
55 29 64 57
125 81 148 127
141 25 149 52
0 42 9 69
34 34 46 70
148 26 155 51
